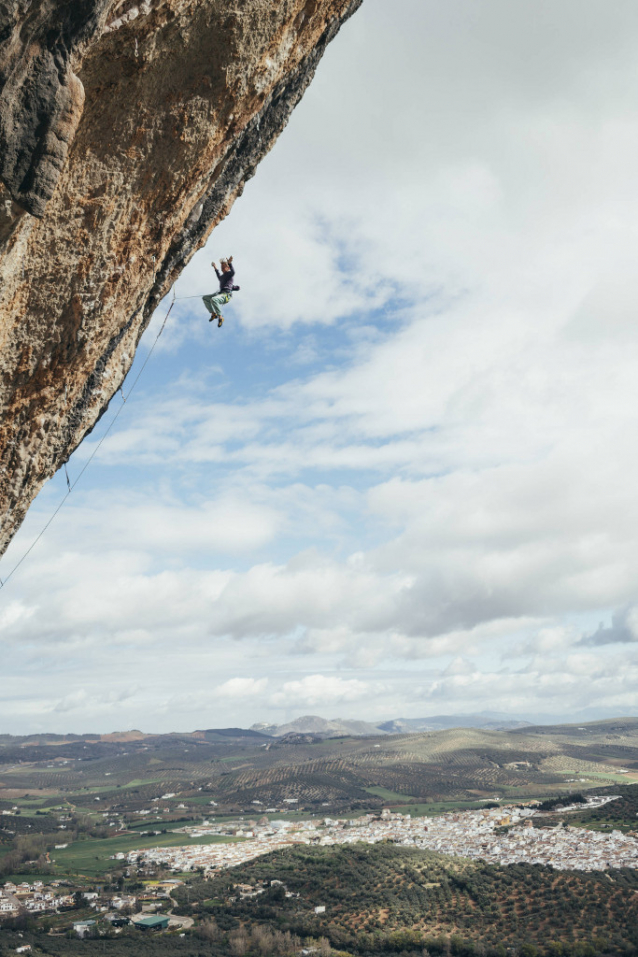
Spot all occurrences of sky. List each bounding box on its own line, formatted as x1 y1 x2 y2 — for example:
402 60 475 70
2 0 638 733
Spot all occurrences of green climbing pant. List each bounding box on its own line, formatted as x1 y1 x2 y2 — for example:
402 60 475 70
203 292 232 317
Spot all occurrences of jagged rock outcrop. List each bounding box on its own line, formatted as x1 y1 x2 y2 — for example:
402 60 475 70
0 0 362 556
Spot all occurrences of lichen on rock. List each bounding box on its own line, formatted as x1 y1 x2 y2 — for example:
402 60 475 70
0 0 362 557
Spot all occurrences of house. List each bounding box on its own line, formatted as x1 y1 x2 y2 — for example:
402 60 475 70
24 899 46 912
314 905 326 914
73 920 97 938
109 894 136 910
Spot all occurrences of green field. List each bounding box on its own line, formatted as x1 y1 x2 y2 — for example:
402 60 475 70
364 786 420 802
570 770 638 783
126 817 200 829
9 797 50 807
50 830 245 878
0 873 59 884
2 806 50 817
67 777 166 795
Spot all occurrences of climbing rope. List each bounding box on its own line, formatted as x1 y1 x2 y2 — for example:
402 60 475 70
0 294 178 592
118 293 175 402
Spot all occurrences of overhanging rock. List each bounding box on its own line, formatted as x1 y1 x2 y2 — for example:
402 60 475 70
0 0 363 557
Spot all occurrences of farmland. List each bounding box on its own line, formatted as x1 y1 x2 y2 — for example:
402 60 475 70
4 719 638 813
1 718 638 883
50 830 245 879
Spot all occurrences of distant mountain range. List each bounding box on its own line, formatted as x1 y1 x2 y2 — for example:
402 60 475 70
250 709 638 739
3 710 635 748
250 712 534 738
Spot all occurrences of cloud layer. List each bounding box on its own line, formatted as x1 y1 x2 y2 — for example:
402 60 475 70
2 0 638 731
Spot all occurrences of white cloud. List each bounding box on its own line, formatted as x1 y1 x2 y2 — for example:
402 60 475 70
270 674 371 708
443 657 477 678
216 677 268 699
0 600 34 629
52 687 138 715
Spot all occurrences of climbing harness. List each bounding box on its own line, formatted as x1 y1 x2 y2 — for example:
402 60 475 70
0 291 178 592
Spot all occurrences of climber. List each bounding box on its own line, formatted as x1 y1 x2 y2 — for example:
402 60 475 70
202 256 240 327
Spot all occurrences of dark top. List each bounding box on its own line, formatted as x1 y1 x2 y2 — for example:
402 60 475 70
215 262 238 293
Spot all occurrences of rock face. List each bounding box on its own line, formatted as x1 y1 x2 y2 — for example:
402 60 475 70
0 0 362 556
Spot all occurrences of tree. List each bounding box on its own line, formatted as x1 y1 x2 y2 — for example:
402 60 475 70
229 928 249 955
198 918 221 941
319 935 332 956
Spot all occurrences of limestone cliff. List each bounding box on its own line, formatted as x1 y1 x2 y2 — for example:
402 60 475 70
0 0 362 556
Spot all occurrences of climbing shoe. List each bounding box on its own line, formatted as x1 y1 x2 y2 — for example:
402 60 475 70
218 316 224 327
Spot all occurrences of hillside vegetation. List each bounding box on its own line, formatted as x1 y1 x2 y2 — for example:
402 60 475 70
175 842 638 956
2 720 638 826
3 843 638 957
